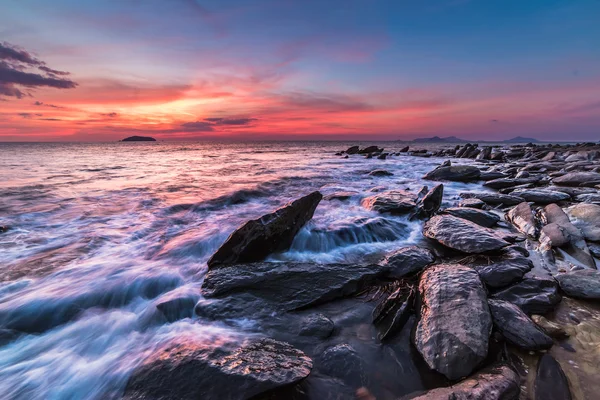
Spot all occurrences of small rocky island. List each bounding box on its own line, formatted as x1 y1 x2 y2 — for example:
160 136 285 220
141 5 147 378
120 135 156 142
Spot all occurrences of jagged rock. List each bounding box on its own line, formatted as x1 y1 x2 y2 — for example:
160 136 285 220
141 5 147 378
400 364 520 400
202 262 388 311
506 202 538 238
123 337 312 400
299 314 335 338
460 192 525 206
368 169 393 177
458 198 486 209
346 145 360 154
423 165 481 182
207 192 322 267
493 278 562 315
318 344 366 387
566 203 600 241
475 251 533 288
414 264 492 380
441 207 500 228
488 299 553 350
552 172 600 187
361 190 416 214
400 146 409 152
510 189 570 204
359 145 382 154
539 223 571 248
555 270 600 300
423 215 510 253
531 315 569 339
155 289 199 322
534 354 572 400
412 184 443 219
382 246 435 278
323 191 358 201
373 288 414 341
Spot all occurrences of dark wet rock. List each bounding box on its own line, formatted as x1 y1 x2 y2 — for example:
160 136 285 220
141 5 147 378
423 215 510 254
556 270 600 300
515 171 530 178
155 289 199 322
534 354 572 400
318 344 366 387
479 171 508 181
400 146 409 152
510 189 570 204
361 190 416 214
493 278 562 315
412 184 443 220
545 185 597 197
382 246 435 278
207 191 322 268
531 315 569 339
323 191 358 201
475 253 533 289
0 226 9 234
460 192 525 206
299 313 334 339
346 145 360 155
552 171 600 187
202 262 388 311
484 176 541 190
458 198 486 209
488 299 553 350
506 202 538 238
539 223 571 248
423 164 481 182
441 207 500 227
368 169 393 177
400 364 520 400
589 243 600 258
566 203 600 241
373 286 414 341
359 145 382 154
575 193 600 204
377 153 388 160
123 337 312 400
414 264 492 380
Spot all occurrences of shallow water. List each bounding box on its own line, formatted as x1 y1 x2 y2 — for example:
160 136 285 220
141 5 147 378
0 141 487 399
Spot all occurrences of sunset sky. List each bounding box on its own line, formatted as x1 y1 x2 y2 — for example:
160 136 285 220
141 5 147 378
1 0 599 141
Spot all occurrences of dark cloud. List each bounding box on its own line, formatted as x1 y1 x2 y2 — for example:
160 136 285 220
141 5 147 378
180 121 215 131
0 42 77 98
279 91 372 112
203 117 257 125
490 119 499 123
33 101 65 108
102 112 119 118
18 112 43 119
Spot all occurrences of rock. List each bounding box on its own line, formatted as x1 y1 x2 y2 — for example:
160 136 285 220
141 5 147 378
458 198 486 209
506 202 538 238
346 145 360 154
202 262 388 311
359 145 381 154
510 189 570 204
423 165 481 182
412 184 443 219
479 171 508 181
361 190 416 214
400 364 520 400
414 264 492 380
460 192 525 206
441 207 500 228
123 337 312 400
493 278 562 315
0 226 9 234
423 215 510 254
534 354 572 400
299 314 334 338
475 252 533 288
400 146 409 152
377 153 388 160
373 288 414 341
487 299 553 350
323 191 358 201
539 223 571 248
318 344 366 387
566 203 600 241
531 315 569 339
575 193 600 204
207 192 322 267
555 270 600 300
368 169 393 177
552 171 600 187
382 246 435 278
483 177 541 190
589 243 600 258
515 171 530 178
121 135 156 142
155 289 199 322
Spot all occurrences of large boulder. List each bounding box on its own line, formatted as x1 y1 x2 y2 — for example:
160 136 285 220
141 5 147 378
534 354 572 400
207 192 322 267
506 202 538 238
123 337 312 400
414 264 492 380
382 246 435 278
488 299 553 350
361 190 416 214
412 184 443 219
552 171 600 187
566 203 600 242
440 207 500 228
423 165 481 182
423 215 510 254
202 262 388 311
460 192 525 207
510 189 570 204
555 270 600 300
400 364 520 400
493 278 562 315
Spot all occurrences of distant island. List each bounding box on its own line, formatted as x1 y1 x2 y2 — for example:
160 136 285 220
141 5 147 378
406 136 541 143
502 136 540 143
121 136 156 142
412 136 468 143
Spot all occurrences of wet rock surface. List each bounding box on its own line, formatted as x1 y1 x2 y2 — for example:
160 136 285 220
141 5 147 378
414 264 492 380
556 270 600 300
506 202 538 238
423 215 510 253
552 172 600 187
493 278 562 315
488 299 553 350
361 190 417 214
382 246 435 278
474 251 533 289
566 203 600 242
534 354 572 400
440 207 500 227
423 164 481 182
460 192 525 206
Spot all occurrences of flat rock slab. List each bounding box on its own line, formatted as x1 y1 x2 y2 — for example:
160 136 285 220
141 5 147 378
556 270 600 300
488 299 553 350
361 190 416 214
440 207 500 227
566 203 600 242
475 252 533 289
423 165 481 182
414 264 492 380
552 172 600 187
207 192 322 267
510 189 570 204
123 337 312 400
534 354 572 400
202 262 388 311
493 278 562 315
382 246 435 278
401 364 520 400
423 215 510 254
460 192 525 206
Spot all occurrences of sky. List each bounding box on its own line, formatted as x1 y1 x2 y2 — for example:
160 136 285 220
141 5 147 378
1 0 599 142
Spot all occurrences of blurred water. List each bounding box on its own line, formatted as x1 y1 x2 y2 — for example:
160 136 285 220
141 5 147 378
0 141 483 399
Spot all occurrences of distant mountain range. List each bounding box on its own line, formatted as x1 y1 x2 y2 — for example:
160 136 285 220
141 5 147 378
407 136 540 143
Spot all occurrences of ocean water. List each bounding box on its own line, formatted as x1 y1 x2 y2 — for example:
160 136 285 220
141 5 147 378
0 141 485 399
